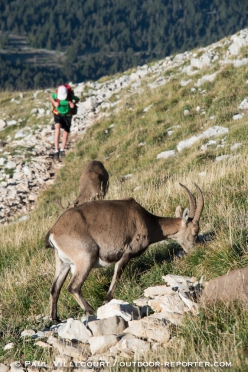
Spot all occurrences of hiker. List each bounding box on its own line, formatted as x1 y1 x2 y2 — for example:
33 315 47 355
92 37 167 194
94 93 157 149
49 85 79 159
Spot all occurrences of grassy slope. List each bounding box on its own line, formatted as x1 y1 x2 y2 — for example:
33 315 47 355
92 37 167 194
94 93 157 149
0 40 248 370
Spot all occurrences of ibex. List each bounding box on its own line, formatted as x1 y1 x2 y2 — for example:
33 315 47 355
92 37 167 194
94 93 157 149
73 160 109 206
56 160 109 211
45 183 204 321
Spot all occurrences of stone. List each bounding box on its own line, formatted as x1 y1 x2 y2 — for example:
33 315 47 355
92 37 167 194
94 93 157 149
3 342 14 350
0 364 9 372
144 286 174 297
52 339 89 359
88 335 119 355
215 155 229 162
97 299 139 321
115 337 150 355
57 318 92 343
21 329 36 337
5 161 16 169
149 311 183 326
149 293 185 314
157 150 176 160
87 316 127 336
10 362 25 372
177 126 229 152
0 120 7 131
180 79 192 87
231 143 242 150
124 318 170 343
162 274 193 286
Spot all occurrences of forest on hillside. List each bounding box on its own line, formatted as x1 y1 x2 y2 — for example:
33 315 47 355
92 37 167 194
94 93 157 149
0 0 248 90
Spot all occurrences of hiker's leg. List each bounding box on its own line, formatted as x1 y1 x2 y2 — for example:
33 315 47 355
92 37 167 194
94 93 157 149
61 130 69 151
54 123 61 151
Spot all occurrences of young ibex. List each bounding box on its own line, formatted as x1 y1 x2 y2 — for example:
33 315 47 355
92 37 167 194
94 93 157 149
45 183 204 321
56 161 109 211
73 160 109 206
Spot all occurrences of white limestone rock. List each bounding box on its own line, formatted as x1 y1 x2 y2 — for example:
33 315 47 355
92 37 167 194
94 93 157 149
87 316 128 336
157 150 176 160
0 120 7 131
238 98 248 110
97 299 139 321
115 337 150 355
144 286 174 298
88 335 119 355
124 318 170 343
0 364 9 372
177 126 229 152
57 318 92 343
21 329 36 337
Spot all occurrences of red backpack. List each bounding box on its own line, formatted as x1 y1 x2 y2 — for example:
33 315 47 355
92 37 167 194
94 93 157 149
53 84 78 115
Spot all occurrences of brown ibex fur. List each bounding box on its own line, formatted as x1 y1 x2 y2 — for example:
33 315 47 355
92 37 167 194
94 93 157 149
55 161 109 212
73 160 109 206
45 183 204 321
200 268 248 307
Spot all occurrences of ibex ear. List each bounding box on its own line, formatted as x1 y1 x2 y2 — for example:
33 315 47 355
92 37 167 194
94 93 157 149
182 208 190 227
174 205 183 218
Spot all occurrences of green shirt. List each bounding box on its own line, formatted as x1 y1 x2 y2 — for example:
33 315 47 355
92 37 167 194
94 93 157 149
52 93 79 115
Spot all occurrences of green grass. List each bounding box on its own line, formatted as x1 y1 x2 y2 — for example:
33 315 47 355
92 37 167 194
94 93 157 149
0 38 248 370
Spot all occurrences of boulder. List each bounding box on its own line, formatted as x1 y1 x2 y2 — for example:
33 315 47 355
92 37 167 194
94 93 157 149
57 318 92 343
88 335 119 355
0 120 7 131
97 299 139 321
115 337 150 355
124 318 170 343
88 316 127 336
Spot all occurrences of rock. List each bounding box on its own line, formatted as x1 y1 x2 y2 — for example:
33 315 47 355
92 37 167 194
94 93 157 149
233 113 244 120
88 316 127 336
97 299 139 321
5 161 16 169
124 318 170 343
115 337 150 355
9 362 25 372
162 274 193 287
148 293 185 314
231 143 242 150
53 338 89 359
3 342 14 350
21 329 36 337
183 109 190 116
195 72 218 87
0 120 7 131
200 268 248 307
215 155 229 162
143 104 153 112
177 126 229 152
180 79 192 86
144 286 174 297
57 318 92 343
14 128 31 139
6 120 17 126
0 364 9 372
157 150 176 160
88 335 119 355
149 311 183 326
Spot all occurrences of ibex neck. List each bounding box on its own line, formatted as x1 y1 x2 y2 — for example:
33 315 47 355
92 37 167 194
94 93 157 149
150 216 181 244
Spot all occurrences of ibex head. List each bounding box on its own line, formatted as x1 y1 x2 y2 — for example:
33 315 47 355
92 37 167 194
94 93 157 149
171 183 204 253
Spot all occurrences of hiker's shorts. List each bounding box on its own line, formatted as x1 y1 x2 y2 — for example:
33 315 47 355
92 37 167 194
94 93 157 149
54 114 72 133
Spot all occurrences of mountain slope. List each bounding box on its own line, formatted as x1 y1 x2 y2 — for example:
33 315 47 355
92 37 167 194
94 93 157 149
0 29 247 369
